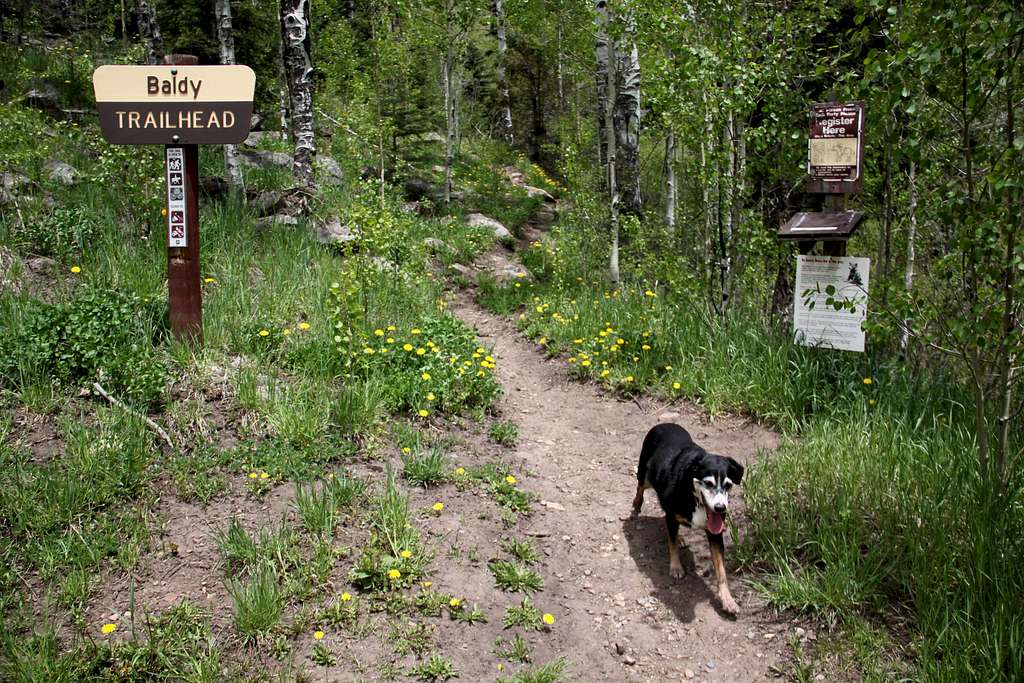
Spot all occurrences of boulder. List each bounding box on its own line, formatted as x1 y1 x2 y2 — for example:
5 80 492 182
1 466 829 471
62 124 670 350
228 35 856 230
46 160 78 185
524 185 555 202
256 214 299 231
200 175 229 200
423 237 451 253
25 86 63 118
1 172 30 191
316 216 360 246
449 263 477 280
316 156 343 183
404 177 437 202
249 187 309 217
531 202 559 226
475 252 528 283
240 149 293 169
466 213 512 241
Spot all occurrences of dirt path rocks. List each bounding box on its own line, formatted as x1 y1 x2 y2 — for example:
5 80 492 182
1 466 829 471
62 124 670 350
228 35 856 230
451 295 785 682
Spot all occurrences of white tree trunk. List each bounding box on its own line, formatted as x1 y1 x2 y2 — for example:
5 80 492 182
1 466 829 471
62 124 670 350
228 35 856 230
215 0 244 193
280 0 315 187
597 1 619 283
136 0 163 65
443 45 454 208
594 1 610 168
495 0 513 144
614 35 641 217
901 159 917 353
280 0 316 188
664 128 676 232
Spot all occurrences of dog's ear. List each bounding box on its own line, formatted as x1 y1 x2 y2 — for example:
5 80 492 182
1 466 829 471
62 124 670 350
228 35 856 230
726 457 744 485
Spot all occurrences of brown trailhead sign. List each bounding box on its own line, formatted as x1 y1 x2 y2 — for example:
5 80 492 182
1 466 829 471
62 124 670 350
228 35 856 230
92 65 255 145
807 101 864 193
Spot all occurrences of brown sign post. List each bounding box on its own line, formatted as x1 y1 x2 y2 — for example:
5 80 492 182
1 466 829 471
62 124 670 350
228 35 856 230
92 57 255 342
779 100 866 256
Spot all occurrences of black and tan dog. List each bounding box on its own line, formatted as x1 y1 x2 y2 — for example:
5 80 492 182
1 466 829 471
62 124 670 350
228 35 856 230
631 423 744 615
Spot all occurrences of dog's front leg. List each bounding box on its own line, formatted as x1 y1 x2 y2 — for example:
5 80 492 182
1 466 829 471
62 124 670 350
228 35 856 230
666 515 685 578
707 531 738 615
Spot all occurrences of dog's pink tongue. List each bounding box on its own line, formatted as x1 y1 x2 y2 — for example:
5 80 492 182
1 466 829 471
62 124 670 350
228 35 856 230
706 509 725 535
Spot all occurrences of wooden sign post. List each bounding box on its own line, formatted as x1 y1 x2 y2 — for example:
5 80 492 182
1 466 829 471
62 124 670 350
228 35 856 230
92 56 255 342
779 99 871 352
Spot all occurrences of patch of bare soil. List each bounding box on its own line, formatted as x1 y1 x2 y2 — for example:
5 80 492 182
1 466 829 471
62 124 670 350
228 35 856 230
446 295 789 681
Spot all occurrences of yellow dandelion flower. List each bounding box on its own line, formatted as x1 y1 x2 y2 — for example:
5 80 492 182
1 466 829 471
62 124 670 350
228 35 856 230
363 347 375 354
204 277 216 283
455 467 465 475
283 328 292 335
432 502 444 512
298 322 311 330
387 569 401 580
411 328 421 335
581 360 591 367
400 550 412 559
341 592 352 601
101 623 117 634
601 370 610 377
863 377 873 385
869 399 876 405
449 597 461 608
625 376 634 382
673 382 681 390
543 613 555 625
418 409 429 417
421 372 431 380
386 337 394 343
161 208 168 217
505 475 516 485
387 325 396 331
70 265 82 274
642 344 651 351
403 343 414 351
248 472 258 479
260 472 269 480
314 630 325 640
402 447 411 454
258 329 269 337
427 392 436 401
374 329 384 336
416 348 426 356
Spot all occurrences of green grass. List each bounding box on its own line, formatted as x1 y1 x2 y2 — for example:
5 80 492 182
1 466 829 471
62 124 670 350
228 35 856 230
226 569 284 643
408 653 458 681
489 559 545 594
494 634 532 663
501 537 540 565
502 597 544 632
403 446 449 487
349 470 427 590
497 658 568 683
489 420 520 447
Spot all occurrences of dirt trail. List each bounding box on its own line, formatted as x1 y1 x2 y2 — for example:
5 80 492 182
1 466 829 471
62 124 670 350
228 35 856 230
450 295 785 682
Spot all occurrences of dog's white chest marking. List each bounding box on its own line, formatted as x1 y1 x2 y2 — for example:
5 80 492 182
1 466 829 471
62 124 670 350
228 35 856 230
692 504 707 530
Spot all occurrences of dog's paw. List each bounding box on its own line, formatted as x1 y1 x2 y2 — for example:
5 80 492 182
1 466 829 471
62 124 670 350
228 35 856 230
719 593 739 616
669 565 686 579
